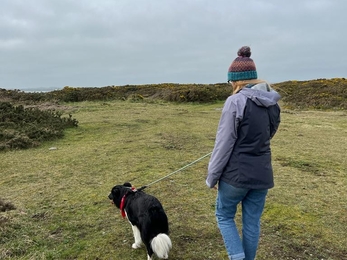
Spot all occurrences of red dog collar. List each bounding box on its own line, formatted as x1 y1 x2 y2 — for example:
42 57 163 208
120 195 127 218
120 186 136 218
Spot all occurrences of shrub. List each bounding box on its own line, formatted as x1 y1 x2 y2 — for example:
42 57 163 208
273 78 347 109
0 102 78 151
1 78 346 109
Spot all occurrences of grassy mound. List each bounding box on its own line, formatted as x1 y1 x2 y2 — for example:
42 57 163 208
273 78 347 109
1 78 346 110
0 83 231 103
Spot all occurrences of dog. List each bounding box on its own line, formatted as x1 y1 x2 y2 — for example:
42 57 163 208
108 182 172 260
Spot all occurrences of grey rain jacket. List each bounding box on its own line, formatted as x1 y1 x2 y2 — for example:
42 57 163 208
206 82 281 189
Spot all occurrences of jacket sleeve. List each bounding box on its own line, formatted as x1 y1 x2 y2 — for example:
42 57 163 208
269 103 281 139
206 98 240 188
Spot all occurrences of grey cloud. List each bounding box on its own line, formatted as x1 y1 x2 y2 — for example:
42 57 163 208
1 0 346 91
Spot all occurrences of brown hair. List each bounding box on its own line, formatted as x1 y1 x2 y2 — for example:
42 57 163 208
231 79 266 94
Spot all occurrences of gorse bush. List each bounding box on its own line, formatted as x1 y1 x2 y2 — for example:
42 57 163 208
0 102 78 151
274 78 347 109
48 84 233 103
1 79 346 109
1 83 232 103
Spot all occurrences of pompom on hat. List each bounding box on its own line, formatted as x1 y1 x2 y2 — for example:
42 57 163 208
228 46 257 82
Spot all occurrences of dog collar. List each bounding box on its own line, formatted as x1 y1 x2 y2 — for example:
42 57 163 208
120 195 127 218
120 186 137 218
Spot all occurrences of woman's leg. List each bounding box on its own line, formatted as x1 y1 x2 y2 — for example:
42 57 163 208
216 181 248 260
241 189 268 260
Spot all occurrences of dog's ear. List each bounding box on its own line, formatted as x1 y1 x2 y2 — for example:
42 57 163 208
123 182 132 187
111 186 121 197
109 186 123 208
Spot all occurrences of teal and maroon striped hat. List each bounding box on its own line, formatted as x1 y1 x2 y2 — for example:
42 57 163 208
228 46 257 82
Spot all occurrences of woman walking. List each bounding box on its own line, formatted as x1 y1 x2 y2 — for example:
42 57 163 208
206 46 281 260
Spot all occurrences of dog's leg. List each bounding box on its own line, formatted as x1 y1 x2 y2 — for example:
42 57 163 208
147 255 152 260
131 225 142 249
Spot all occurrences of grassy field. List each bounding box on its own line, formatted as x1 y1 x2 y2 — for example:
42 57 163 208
1 100 346 260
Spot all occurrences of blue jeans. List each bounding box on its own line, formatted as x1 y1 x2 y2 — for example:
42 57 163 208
216 181 268 260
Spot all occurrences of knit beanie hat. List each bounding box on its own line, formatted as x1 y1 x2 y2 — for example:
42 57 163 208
228 46 257 82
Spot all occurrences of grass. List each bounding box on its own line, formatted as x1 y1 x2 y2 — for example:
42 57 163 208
1 100 347 260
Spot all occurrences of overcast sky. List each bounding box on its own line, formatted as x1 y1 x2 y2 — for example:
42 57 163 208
1 0 346 91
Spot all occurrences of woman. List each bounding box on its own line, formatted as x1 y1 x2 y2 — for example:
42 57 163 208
206 46 281 260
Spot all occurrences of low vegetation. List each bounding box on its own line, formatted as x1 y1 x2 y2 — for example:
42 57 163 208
1 78 346 108
274 78 347 109
1 78 346 151
0 78 346 259
0 102 78 151
0 83 231 104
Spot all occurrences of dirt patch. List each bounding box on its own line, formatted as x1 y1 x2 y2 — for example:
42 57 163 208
0 199 16 212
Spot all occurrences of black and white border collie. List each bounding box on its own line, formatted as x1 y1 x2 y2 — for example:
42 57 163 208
108 182 172 260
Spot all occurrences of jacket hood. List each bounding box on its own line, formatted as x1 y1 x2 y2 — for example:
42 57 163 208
239 82 281 107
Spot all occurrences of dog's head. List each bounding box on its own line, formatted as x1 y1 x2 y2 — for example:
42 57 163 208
108 182 132 208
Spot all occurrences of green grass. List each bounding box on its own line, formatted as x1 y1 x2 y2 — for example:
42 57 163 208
1 100 347 259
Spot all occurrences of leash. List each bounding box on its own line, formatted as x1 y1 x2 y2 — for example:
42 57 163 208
138 151 212 191
117 152 212 219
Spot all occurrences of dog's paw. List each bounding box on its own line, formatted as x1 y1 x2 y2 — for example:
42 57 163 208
132 243 141 249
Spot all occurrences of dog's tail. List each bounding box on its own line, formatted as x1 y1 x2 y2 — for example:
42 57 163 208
151 233 172 259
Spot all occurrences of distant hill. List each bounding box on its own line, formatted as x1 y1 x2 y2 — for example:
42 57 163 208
1 78 346 109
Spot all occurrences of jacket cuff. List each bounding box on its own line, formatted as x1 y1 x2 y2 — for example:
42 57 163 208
206 179 216 189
